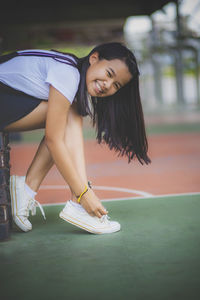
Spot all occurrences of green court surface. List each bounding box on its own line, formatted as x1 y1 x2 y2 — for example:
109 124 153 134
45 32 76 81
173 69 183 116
1 194 200 300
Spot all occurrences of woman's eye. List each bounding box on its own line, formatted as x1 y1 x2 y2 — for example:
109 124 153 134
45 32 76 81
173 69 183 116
107 70 112 77
114 83 119 90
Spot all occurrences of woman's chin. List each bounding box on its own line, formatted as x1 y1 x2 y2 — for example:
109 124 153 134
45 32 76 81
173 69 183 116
88 91 97 97
87 88 104 98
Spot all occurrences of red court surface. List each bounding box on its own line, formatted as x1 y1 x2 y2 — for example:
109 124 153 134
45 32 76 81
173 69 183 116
10 133 200 204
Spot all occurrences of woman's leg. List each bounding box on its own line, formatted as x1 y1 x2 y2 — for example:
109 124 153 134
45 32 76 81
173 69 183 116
6 100 88 197
7 101 89 231
4 101 48 132
4 100 54 190
18 103 88 198
6 101 49 231
25 136 54 191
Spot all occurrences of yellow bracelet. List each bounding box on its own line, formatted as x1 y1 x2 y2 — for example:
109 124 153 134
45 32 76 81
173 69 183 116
76 186 88 203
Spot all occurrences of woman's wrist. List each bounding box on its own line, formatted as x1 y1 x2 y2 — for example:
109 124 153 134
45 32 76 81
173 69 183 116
76 185 89 203
71 181 92 203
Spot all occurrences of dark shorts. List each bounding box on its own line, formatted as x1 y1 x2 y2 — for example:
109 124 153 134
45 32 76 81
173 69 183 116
0 82 43 131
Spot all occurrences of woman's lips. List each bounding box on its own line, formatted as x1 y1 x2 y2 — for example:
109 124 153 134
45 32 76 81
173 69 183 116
94 80 103 95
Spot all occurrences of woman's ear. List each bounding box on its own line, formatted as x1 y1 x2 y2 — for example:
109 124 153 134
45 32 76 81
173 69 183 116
89 52 99 65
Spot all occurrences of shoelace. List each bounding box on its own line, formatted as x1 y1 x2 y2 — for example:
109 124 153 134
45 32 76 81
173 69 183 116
28 198 46 220
100 215 110 223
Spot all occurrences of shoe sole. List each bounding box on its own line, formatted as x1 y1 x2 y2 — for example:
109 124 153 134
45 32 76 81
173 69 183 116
10 175 32 232
59 211 120 234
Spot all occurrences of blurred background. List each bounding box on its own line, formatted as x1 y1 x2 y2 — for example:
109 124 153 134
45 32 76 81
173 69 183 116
1 1 200 296
0 0 200 142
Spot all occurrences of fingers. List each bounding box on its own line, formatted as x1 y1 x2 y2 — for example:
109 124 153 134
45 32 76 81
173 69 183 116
93 206 108 218
84 205 108 218
99 206 108 215
95 211 103 218
80 190 108 218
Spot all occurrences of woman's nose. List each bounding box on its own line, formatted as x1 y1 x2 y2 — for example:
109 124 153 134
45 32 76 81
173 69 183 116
103 79 113 90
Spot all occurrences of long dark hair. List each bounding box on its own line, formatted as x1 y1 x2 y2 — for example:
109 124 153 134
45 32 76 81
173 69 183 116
55 43 151 164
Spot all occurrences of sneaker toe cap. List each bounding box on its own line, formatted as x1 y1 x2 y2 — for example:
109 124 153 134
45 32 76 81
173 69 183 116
109 221 121 232
14 216 32 232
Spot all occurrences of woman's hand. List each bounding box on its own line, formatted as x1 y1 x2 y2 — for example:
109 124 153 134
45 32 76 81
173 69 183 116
80 189 107 218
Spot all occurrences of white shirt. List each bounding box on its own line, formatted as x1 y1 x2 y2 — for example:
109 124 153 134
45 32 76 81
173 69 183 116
0 50 80 104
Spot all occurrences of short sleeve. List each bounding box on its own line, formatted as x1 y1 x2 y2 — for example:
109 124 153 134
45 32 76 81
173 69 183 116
45 60 80 103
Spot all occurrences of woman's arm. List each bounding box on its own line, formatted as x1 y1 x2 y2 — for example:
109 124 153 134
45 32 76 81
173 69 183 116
45 85 107 218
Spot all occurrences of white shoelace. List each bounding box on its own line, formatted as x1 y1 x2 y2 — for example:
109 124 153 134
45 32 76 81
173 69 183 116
100 215 110 223
28 198 46 220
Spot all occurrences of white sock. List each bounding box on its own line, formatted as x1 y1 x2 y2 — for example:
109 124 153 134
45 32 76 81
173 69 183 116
69 200 85 212
24 182 37 199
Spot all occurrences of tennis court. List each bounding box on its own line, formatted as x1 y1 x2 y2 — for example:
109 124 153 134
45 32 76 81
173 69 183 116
0 118 200 300
1 194 200 300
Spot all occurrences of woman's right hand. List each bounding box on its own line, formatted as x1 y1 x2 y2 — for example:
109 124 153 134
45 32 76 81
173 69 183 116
80 189 108 218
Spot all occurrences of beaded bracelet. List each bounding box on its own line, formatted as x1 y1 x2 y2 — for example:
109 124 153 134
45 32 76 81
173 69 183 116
88 181 92 189
76 185 88 203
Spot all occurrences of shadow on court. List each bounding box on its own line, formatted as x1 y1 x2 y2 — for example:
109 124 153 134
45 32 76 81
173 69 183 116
1 194 200 300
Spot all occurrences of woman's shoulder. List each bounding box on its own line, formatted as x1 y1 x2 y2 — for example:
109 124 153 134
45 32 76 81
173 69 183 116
17 49 80 80
17 49 78 65
44 53 80 103
47 58 80 82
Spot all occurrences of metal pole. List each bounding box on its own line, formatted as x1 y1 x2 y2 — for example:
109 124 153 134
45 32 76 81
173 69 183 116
195 48 200 105
150 16 163 104
174 0 185 104
0 133 11 242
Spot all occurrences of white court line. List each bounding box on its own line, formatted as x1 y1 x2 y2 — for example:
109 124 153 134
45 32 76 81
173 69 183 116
40 185 153 197
101 191 200 202
39 184 200 207
42 191 200 207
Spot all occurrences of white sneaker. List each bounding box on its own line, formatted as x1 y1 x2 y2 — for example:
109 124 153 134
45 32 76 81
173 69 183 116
59 200 121 234
10 175 46 232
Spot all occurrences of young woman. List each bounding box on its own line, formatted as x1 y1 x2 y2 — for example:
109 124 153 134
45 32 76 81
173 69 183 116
0 42 150 234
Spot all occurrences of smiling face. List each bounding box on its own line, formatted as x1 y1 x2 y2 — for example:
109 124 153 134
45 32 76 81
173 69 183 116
86 52 132 97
